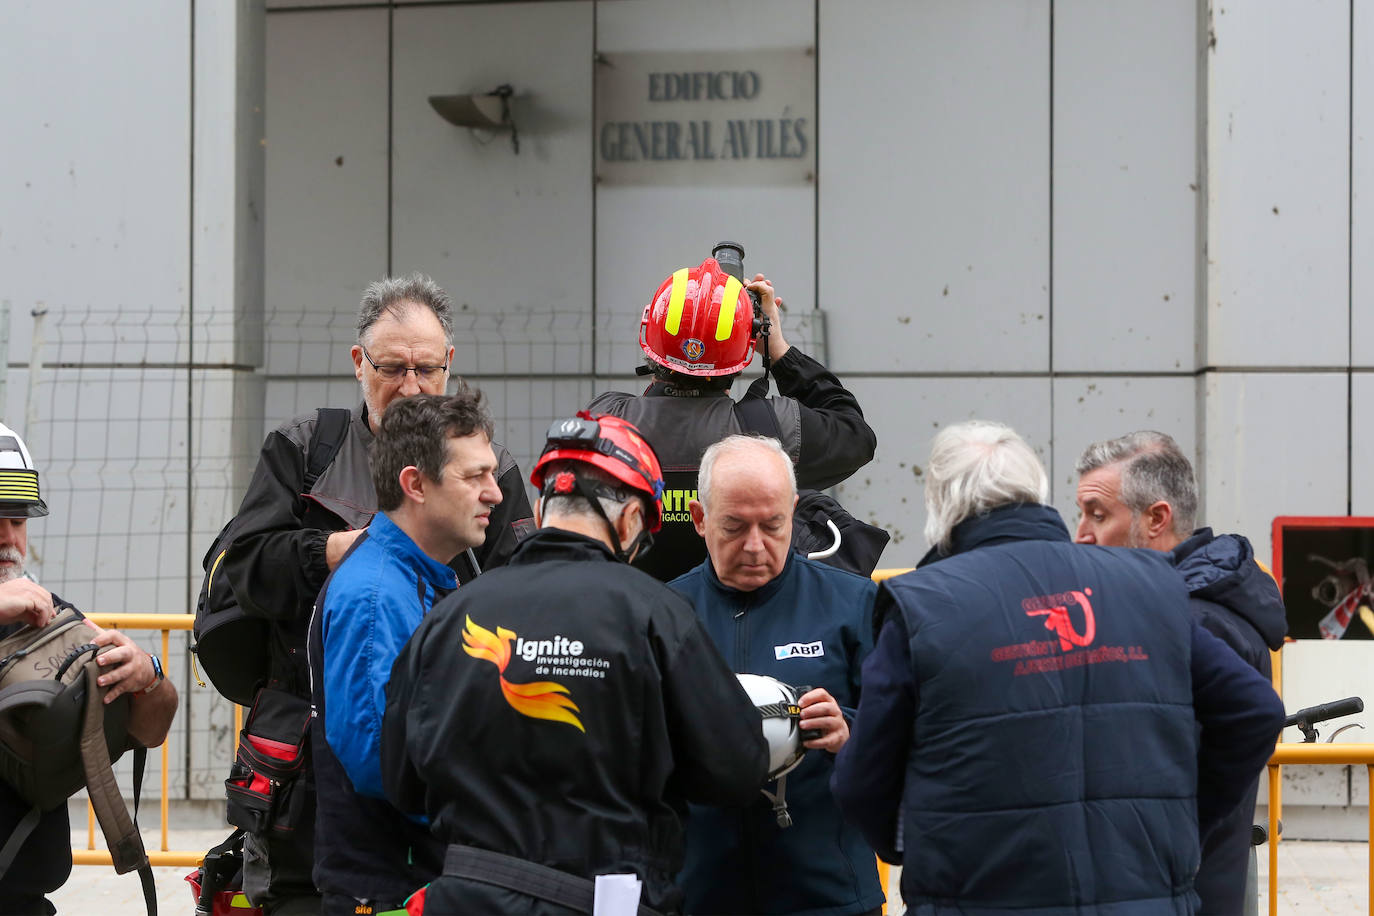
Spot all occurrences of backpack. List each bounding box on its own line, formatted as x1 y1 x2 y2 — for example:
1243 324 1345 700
192 407 351 706
0 605 156 915
733 379 891 576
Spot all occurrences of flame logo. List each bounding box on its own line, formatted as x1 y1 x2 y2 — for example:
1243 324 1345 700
461 615 585 733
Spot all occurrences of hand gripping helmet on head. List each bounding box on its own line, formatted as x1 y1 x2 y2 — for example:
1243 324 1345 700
0 424 47 519
640 258 757 378
531 412 666 561
737 673 810 828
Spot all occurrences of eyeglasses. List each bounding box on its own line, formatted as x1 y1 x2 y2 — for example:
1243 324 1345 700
361 347 450 382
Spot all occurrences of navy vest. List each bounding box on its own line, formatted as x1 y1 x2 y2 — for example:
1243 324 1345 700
888 505 1199 914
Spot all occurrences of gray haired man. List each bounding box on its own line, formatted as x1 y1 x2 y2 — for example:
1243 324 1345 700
210 274 534 914
833 420 1284 913
1075 430 1286 915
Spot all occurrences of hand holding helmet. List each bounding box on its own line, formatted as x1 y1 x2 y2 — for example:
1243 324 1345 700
798 686 848 753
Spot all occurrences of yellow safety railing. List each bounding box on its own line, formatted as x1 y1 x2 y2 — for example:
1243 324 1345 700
72 612 229 869
1266 743 1374 916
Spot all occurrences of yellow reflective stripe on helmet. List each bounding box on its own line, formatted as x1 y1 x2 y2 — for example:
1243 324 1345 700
664 268 690 336
716 276 742 341
0 471 39 501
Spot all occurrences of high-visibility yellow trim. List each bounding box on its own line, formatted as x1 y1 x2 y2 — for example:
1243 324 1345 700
716 276 742 341
662 269 687 336
664 268 689 336
230 893 253 908
0 471 39 500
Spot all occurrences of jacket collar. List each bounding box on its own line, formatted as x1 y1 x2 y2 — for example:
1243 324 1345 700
917 503 1071 568
698 546 797 602
369 511 459 591
353 401 374 443
644 380 731 399
1169 526 1288 650
510 526 622 565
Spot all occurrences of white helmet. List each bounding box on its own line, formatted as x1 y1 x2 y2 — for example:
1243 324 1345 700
0 424 46 519
737 673 809 828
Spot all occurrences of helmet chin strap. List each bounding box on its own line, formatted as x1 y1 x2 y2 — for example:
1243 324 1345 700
544 473 648 564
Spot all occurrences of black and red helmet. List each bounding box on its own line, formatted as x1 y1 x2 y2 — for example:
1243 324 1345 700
531 412 665 532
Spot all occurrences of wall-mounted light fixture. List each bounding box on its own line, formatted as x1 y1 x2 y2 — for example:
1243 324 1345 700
428 84 519 154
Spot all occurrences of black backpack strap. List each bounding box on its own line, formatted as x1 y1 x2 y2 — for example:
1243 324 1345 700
733 376 782 441
304 407 351 492
0 804 41 878
131 746 156 916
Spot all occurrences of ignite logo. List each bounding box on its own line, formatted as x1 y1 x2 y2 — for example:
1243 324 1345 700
462 615 585 732
1022 589 1097 651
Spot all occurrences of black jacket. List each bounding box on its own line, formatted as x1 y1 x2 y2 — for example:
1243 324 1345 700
588 347 876 581
382 528 769 915
1169 528 1287 915
220 401 532 692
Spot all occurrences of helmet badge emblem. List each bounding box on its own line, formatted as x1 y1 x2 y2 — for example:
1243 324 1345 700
681 338 705 361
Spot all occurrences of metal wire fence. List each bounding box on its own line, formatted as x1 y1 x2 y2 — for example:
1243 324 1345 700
3 298 826 799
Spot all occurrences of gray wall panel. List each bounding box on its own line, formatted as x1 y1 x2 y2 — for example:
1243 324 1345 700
265 7 390 376
819 0 1050 374
1206 0 1349 367
391 2 594 374
1052 0 1198 374
593 0 815 378
0 1 191 365
1200 371 1347 552
1353 0 1374 368
1353 373 1374 514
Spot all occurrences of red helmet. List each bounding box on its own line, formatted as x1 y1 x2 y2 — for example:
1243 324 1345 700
531 412 665 532
640 258 756 377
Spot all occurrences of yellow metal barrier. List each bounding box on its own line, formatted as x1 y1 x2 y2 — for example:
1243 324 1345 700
1265 743 1374 916
73 613 209 869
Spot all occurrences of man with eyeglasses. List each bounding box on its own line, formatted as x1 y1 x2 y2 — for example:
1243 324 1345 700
211 273 534 915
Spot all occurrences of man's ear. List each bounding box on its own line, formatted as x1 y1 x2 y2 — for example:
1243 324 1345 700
616 499 644 550
533 497 543 529
689 500 706 536
351 344 366 383
1144 501 1173 542
398 465 426 503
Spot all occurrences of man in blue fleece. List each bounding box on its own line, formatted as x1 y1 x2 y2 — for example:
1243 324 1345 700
1075 429 1287 915
670 435 884 916
307 388 503 916
832 420 1284 915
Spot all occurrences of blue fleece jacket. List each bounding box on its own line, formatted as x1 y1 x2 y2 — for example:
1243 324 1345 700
308 511 456 903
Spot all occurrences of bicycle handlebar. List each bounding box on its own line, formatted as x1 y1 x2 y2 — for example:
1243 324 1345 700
1285 696 1364 729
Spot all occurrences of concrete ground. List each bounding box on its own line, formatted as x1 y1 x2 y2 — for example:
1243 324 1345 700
49 833 1373 914
1258 840 1371 914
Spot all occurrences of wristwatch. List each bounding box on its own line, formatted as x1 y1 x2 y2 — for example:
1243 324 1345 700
141 654 165 694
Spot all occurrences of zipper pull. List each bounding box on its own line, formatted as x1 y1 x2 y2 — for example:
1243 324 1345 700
734 607 745 619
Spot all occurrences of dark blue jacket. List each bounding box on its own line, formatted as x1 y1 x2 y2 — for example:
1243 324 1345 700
670 552 884 916
1170 528 1287 915
831 504 1285 915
